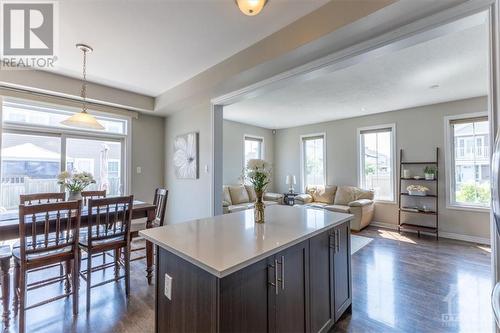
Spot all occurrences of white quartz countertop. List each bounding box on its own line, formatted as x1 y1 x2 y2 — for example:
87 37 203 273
139 205 352 278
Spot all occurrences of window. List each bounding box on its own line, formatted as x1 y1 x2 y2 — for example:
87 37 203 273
358 125 395 201
244 136 263 167
447 115 490 209
0 98 130 216
301 135 325 188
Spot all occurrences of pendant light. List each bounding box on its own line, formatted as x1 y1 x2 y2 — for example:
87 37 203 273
61 44 105 130
235 0 268 16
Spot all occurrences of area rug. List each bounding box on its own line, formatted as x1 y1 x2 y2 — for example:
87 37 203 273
351 235 373 255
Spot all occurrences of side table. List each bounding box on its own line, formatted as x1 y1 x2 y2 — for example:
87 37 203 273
283 193 300 206
0 245 11 328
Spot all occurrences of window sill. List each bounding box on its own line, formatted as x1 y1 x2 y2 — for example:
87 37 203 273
446 204 490 213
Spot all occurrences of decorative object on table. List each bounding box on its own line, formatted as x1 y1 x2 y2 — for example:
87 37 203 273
403 169 411 178
286 174 296 193
57 171 96 201
283 192 299 206
424 166 437 180
406 185 429 196
61 44 105 130
174 132 199 179
244 159 271 224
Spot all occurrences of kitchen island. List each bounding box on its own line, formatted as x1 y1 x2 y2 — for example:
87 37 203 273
140 205 352 333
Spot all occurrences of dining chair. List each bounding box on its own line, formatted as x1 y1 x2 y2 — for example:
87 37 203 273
0 245 12 328
20 192 65 205
79 195 133 311
130 188 168 262
13 200 82 333
81 190 106 206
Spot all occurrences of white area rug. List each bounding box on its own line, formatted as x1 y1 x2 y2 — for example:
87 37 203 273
351 235 373 255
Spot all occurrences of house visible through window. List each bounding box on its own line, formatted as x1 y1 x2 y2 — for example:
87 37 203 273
359 125 395 201
448 116 490 208
0 99 129 217
302 135 325 188
244 136 263 168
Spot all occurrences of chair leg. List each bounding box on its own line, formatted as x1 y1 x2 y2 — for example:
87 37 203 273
86 251 92 312
72 252 79 315
65 260 71 294
114 248 120 280
125 245 130 297
13 261 19 314
19 268 26 333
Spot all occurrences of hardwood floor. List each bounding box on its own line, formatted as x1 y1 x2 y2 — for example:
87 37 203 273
1 228 493 333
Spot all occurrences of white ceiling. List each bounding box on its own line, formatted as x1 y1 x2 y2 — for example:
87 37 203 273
223 17 489 129
49 0 329 96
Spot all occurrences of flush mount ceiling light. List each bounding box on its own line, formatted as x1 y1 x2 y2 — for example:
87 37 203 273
429 84 440 89
235 0 268 16
61 44 105 130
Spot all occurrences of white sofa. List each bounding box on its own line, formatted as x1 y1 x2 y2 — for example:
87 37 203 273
223 185 284 214
295 185 375 231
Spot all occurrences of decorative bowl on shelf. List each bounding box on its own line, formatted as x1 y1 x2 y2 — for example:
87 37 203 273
413 176 422 180
406 185 429 196
408 190 426 196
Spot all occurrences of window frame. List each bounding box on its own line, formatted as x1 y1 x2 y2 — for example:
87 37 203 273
243 134 265 169
300 133 327 190
444 112 490 212
357 123 396 203
0 97 132 198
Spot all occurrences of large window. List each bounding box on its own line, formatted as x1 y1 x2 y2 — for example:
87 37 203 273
301 135 325 188
244 136 263 167
0 99 130 215
447 115 490 209
358 125 395 201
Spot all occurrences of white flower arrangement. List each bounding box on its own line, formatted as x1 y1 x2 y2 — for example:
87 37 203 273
58 171 96 192
406 185 429 192
244 159 271 193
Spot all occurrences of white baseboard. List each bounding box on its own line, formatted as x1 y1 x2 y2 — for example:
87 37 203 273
369 221 490 245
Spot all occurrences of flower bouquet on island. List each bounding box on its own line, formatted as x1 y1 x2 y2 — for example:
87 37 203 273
244 159 272 223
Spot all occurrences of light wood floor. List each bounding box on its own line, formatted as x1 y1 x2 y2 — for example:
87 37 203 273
1 227 492 333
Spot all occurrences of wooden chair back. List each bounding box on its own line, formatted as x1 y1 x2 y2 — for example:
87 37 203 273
81 190 106 205
153 188 168 227
20 192 65 205
18 201 82 261
86 195 134 246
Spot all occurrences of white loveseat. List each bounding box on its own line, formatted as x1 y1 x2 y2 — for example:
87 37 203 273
295 185 375 231
223 185 284 214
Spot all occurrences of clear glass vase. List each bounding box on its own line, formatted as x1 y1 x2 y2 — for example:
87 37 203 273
254 190 265 224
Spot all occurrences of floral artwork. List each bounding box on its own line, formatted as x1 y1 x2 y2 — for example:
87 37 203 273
174 132 199 179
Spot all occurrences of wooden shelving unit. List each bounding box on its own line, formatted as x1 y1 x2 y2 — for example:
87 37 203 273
398 148 439 239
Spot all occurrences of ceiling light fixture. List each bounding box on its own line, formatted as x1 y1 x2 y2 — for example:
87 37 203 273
235 0 268 16
429 84 440 89
61 44 105 130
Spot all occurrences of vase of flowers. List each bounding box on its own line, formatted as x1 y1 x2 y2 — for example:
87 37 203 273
58 171 96 202
407 185 429 196
245 159 271 224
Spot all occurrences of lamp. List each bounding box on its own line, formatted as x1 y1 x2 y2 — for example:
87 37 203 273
235 0 268 16
286 175 296 193
61 44 105 130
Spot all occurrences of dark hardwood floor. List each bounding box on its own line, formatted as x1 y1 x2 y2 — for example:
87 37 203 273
1 227 492 333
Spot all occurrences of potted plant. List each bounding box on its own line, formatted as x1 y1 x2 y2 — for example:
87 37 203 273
407 185 429 196
244 159 271 224
58 171 96 201
424 166 437 180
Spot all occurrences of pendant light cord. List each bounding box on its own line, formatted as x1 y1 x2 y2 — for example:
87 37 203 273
80 48 88 113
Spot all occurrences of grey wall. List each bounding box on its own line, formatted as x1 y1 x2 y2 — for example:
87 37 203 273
223 120 275 190
164 102 212 224
274 96 490 240
131 113 165 203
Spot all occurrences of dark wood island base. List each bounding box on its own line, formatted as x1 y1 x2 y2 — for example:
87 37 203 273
154 220 351 333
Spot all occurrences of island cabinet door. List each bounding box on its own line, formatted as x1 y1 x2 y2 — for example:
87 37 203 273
269 240 310 333
333 222 352 321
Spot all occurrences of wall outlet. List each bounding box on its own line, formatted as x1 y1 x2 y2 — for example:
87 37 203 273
164 273 172 300
136 166 142 174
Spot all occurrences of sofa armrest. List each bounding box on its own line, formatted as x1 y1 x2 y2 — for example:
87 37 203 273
295 194 313 205
348 199 373 207
264 192 284 204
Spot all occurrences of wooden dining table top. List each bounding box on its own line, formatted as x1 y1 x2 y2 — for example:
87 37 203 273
0 200 156 241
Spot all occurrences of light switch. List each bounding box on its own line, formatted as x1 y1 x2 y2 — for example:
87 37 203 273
136 166 142 174
204 164 209 173
164 273 172 300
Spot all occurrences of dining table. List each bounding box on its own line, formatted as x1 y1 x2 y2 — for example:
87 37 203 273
0 200 158 284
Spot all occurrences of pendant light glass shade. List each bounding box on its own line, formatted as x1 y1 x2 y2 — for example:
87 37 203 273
61 110 105 130
236 0 267 16
61 43 105 130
